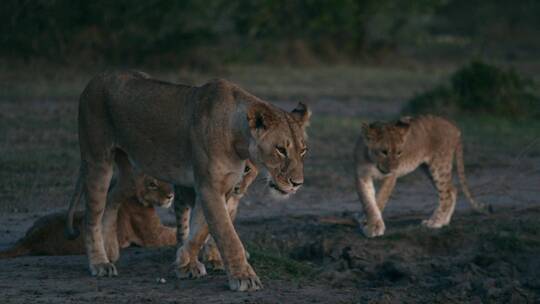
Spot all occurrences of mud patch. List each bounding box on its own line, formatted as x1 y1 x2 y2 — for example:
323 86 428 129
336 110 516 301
239 206 540 302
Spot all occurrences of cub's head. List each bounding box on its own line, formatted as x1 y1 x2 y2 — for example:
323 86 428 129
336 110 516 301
134 175 174 208
247 102 311 198
232 160 258 197
361 117 411 174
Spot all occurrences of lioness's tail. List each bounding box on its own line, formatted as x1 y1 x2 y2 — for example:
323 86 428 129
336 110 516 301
455 140 492 214
0 243 30 259
65 168 84 239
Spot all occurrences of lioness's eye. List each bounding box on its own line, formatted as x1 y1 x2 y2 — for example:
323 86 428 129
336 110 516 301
397 151 402 156
148 181 158 189
381 150 388 156
276 146 287 157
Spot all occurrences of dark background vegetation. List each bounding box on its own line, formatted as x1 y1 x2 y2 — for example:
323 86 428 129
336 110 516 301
2 0 540 67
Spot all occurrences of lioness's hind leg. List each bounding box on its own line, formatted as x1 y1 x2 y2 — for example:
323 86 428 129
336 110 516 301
102 186 124 263
84 161 117 276
423 159 457 228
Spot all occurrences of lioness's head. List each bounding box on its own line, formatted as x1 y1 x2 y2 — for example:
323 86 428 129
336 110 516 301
361 118 411 174
134 175 174 208
247 102 311 198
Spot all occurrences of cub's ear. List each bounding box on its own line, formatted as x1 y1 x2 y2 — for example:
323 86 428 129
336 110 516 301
395 117 411 137
291 102 311 128
361 122 372 141
397 116 412 126
247 103 277 138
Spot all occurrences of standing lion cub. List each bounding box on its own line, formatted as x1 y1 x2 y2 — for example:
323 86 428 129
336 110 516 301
354 115 490 238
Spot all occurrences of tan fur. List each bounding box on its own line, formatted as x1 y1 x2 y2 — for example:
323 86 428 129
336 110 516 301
68 71 310 291
354 115 489 238
0 183 175 259
201 160 259 270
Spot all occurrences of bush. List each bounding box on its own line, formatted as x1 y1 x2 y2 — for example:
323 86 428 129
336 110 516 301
403 61 540 119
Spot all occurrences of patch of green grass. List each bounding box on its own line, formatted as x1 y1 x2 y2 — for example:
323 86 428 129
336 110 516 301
247 244 317 281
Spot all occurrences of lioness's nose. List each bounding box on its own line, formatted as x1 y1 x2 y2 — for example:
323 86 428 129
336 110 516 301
289 178 303 187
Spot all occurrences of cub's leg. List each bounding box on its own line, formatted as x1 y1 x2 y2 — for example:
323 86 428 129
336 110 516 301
155 226 177 246
202 197 241 270
175 200 208 279
84 161 117 276
376 175 397 212
173 186 193 245
423 158 457 228
356 176 385 237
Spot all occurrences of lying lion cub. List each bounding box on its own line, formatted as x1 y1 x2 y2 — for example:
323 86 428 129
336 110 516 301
0 173 175 259
354 115 490 238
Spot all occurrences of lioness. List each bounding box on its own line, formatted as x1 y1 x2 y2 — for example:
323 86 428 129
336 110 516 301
0 173 175 259
354 115 489 238
66 71 310 291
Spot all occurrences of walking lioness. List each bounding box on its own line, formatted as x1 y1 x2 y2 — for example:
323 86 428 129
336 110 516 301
67 71 310 291
354 115 489 238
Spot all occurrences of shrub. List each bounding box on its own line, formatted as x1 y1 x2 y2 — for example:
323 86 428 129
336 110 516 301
403 61 540 119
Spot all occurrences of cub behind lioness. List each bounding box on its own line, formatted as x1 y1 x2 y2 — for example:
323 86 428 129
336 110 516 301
354 115 490 238
0 174 175 259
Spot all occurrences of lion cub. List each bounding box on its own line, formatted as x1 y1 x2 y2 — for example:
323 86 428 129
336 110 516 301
354 115 489 238
0 174 175 259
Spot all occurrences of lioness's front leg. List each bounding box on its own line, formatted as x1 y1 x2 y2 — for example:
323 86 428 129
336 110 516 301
198 186 261 291
356 175 385 238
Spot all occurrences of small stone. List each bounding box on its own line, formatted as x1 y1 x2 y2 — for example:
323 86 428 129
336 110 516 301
156 277 167 284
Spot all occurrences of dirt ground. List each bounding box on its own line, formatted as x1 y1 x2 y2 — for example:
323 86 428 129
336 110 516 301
1 65 539 303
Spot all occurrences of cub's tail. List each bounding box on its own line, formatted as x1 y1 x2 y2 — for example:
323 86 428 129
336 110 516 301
0 243 30 259
65 168 84 239
455 140 493 214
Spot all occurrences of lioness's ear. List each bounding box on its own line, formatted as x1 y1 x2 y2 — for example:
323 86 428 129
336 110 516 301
291 102 311 128
247 103 277 137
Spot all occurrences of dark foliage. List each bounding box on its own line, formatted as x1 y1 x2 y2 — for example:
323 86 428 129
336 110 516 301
403 61 540 119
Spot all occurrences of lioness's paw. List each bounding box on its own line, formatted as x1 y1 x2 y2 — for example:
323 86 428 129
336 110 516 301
361 218 386 238
421 218 446 229
228 264 262 291
89 262 118 277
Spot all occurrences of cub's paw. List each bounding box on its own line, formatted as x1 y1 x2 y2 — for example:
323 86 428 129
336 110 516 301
202 241 224 270
228 264 262 291
421 218 446 229
175 247 207 279
104 242 120 263
89 262 118 277
361 218 386 238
